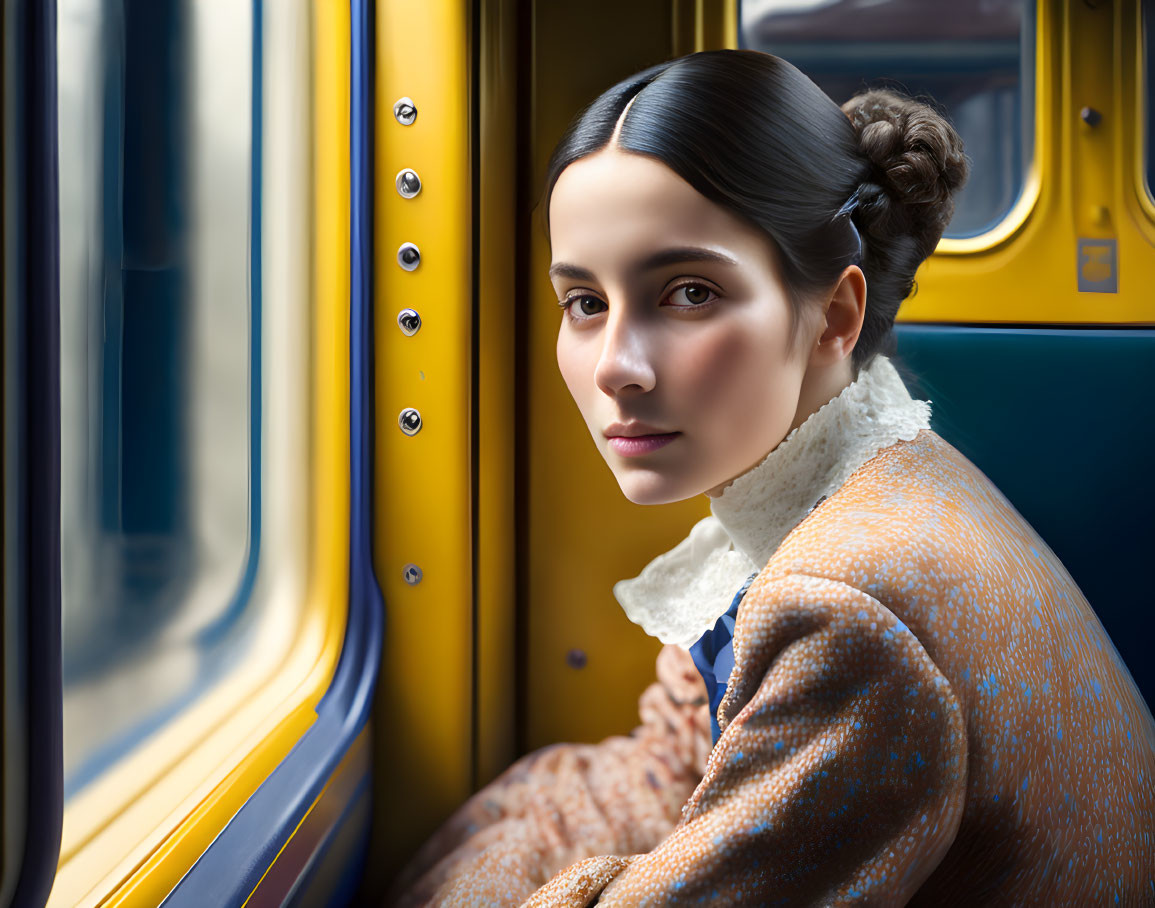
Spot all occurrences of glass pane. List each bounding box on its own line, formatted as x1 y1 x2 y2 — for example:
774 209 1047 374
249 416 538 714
57 0 258 794
740 0 1036 239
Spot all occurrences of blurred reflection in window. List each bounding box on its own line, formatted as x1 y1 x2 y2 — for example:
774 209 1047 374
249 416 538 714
741 0 1035 238
57 0 307 796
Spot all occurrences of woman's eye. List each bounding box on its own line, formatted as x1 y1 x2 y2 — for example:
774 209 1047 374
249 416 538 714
564 295 607 319
665 283 718 308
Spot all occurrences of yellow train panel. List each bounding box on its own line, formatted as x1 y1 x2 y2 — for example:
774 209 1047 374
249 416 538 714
906 0 1155 324
371 0 476 885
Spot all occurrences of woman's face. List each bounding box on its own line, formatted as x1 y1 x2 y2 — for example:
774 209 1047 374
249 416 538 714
550 148 820 506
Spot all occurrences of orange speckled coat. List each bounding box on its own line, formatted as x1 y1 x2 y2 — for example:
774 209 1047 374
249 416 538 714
392 430 1155 906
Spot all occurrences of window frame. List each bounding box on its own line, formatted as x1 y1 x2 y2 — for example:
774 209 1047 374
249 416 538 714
1138 0 1155 217
3 2 64 905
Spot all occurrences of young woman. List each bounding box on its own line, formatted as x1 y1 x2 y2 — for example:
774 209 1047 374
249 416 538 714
392 49 1155 906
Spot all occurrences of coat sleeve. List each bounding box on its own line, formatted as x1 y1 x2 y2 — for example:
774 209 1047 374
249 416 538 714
387 645 714 908
527 573 969 907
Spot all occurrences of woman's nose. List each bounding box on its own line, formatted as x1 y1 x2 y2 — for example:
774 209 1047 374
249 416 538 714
593 311 656 397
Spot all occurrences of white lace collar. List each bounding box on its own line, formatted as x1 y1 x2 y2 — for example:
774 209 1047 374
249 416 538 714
612 354 931 647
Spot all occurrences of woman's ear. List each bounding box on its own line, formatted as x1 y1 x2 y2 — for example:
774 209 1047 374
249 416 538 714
809 265 867 367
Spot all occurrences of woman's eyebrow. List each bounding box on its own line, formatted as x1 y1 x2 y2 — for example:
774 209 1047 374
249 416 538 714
548 247 739 282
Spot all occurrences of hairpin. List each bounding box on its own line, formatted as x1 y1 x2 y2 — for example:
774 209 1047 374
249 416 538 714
836 188 863 264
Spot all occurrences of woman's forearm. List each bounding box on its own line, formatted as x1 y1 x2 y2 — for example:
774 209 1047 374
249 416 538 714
387 645 711 907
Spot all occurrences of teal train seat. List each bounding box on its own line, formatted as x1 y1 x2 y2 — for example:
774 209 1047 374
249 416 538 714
895 325 1154 711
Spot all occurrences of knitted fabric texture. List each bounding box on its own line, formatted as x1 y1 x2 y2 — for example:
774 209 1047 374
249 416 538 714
391 419 1155 908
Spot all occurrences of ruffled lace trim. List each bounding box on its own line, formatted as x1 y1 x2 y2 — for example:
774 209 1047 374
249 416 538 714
614 517 757 648
613 355 930 647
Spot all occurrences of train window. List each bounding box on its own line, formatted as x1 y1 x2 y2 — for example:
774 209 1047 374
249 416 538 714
57 0 309 806
740 0 1036 239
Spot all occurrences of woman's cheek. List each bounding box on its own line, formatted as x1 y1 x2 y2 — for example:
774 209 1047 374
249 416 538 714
677 326 765 420
556 335 593 412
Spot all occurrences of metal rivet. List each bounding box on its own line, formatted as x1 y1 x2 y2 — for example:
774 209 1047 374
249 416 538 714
403 563 423 585
399 407 422 435
397 308 421 336
566 648 588 670
393 96 417 126
396 168 422 198
1080 106 1102 127
398 242 421 271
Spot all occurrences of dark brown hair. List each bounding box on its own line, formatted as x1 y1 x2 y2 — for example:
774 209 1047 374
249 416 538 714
542 50 969 372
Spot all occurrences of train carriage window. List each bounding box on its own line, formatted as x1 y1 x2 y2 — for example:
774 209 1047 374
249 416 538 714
57 0 310 805
740 0 1035 239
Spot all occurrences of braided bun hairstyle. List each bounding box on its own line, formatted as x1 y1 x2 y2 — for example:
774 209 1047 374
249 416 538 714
841 89 970 366
543 50 970 372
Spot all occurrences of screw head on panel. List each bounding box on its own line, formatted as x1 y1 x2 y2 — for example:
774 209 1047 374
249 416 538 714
396 169 422 198
402 563 423 585
1080 106 1102 127
397 308 422 336
393 97 417 125
398 407 422 436
398 242 421 271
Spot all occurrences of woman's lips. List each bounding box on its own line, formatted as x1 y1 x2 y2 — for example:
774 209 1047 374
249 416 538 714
607 433 681 457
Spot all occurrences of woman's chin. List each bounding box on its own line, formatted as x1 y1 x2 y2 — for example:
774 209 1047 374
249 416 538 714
614 470 704 506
